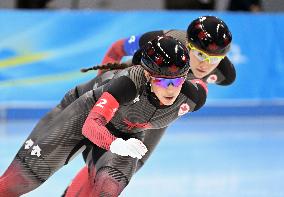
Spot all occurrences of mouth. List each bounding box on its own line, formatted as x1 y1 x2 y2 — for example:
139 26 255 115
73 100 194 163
196 68 206 73
164 96 174 101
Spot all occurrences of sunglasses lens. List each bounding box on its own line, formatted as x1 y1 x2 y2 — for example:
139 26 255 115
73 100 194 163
209 57 223 64
172 78 185 87
190 44 224 64
152 77 185 88
192 50 207 61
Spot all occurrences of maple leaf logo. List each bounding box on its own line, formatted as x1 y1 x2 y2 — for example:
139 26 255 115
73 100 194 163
178 103 190 116
168 65 178 73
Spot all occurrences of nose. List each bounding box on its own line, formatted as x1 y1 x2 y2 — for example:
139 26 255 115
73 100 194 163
199 60 210 68
165 84 176 93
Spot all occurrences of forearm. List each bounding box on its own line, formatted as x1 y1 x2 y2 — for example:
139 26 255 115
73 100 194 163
82 92 119 150
214 56 236 86
82 75 140 157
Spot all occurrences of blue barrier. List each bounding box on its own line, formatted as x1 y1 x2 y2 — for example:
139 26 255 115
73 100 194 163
0 10 284 103
0 10 284 119
1 102 283 121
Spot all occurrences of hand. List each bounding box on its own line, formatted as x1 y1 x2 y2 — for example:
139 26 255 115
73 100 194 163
110 138 148 159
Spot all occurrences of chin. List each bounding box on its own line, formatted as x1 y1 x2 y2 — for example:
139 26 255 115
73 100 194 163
192 70 206 78
161 99 175 106
163 102 173 106
196 73 206 78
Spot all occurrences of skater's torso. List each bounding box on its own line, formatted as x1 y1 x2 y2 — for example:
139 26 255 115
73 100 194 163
92 65 204 136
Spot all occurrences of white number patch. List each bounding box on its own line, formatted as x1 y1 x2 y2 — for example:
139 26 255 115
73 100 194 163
128 35 136 43
96 98 107 108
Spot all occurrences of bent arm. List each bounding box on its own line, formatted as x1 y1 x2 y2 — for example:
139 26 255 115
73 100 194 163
101 31 165 66
206 56 236 86
182 80 208 111
82 76 137 150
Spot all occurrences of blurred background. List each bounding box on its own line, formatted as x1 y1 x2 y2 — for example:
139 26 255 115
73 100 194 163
0 0 284 196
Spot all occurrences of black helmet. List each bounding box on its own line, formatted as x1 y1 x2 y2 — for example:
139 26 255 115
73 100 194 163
187 16 232 55
141 36 190 78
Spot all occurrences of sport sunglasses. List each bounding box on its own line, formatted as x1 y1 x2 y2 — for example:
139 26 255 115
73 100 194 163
150 76 185 88
187 43 225 64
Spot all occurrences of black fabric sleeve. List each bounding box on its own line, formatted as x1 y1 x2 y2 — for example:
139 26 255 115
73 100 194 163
59 77 98 108
27 77 98 135
215 56 236 86
181 81 207 111
106 76 137 105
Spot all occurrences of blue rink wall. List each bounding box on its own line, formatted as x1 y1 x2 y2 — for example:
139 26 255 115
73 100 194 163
1 10 284 197
0 10 284 104
0 10 284 120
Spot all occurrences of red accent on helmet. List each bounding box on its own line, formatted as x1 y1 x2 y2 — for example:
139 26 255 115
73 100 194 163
168 65 179 73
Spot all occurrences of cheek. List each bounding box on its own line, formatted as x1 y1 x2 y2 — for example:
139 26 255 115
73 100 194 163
153 87 166 102
175 86 183 96
208 63 219 71
151 83 163 95
189 53 199 67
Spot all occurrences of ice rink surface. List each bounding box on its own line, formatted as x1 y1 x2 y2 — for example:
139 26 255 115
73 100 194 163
1 116 284 197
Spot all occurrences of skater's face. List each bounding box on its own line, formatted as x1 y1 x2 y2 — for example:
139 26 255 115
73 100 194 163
144 71 185 106
187 43 226 78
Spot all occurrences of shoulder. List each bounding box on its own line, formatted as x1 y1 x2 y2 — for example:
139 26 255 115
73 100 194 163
139 30 186 45
112 65 147 89
98 66 146 105
164 30 187 46
205 56 236 86
181 80 207 111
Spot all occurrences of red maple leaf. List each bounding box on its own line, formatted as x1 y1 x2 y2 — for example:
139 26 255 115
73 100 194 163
123 119 152 130
168 65 178 73
208 43 218 51
198 31 206 40
155 56 163 65
181 105 188 112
